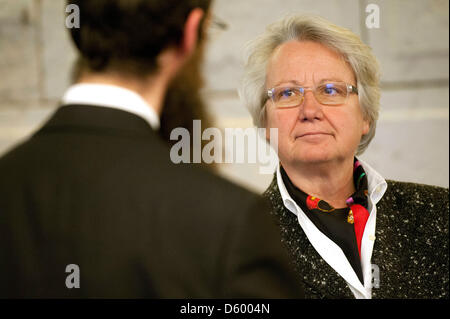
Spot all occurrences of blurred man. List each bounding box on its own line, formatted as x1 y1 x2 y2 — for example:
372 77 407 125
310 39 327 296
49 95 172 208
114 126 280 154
0 0 303 298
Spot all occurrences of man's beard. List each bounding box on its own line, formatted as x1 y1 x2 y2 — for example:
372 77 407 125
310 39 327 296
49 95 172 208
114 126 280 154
158 42 216 169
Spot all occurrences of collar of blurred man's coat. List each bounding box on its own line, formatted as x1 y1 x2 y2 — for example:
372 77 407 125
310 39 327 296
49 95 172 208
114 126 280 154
62 83 160 130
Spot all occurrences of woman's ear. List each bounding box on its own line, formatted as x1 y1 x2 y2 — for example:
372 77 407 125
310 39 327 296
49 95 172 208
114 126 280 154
362 118 370 136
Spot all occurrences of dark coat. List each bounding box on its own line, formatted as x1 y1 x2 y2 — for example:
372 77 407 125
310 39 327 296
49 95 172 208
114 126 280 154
0 105 304 298
264 175 449 298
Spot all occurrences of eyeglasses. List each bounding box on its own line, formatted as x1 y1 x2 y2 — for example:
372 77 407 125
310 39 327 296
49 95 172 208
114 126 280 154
211 15 228 30
205 15 228 38
267 82 358 108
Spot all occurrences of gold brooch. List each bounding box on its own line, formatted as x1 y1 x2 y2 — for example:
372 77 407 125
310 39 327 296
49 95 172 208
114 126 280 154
347 210 354 224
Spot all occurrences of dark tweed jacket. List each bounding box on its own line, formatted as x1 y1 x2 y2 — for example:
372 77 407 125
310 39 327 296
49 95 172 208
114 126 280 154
264 177 449 299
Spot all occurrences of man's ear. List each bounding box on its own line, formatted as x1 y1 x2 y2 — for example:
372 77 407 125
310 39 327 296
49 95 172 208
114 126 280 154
180 8 204 57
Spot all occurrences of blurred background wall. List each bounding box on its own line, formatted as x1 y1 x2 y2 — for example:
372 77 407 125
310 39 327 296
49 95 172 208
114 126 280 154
0 0 448 193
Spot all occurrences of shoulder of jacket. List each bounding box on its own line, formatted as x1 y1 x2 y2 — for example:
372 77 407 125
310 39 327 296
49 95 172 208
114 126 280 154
378 180 449 230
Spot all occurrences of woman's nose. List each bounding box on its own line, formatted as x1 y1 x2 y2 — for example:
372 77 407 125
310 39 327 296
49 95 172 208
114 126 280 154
298 90 324 121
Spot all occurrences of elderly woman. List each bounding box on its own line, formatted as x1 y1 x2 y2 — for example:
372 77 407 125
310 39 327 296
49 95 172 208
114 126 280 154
240 14 449 299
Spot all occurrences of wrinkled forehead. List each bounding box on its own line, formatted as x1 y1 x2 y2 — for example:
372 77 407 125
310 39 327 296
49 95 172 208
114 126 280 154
266 40 356 87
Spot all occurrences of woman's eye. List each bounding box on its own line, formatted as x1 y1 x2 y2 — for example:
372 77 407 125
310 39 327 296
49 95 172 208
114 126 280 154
324 87 337 95
321 84 344 96
278 89 295 99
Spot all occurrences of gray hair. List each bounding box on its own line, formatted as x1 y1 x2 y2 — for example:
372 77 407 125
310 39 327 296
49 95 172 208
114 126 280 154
239 14 381 155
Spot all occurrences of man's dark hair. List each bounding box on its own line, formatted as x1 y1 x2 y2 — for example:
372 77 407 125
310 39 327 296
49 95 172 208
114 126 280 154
68 0 211 78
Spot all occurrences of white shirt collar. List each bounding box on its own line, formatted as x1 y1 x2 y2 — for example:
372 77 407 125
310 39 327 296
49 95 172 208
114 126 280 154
62 83 160 130
277 158 387 214
276 158 387 299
